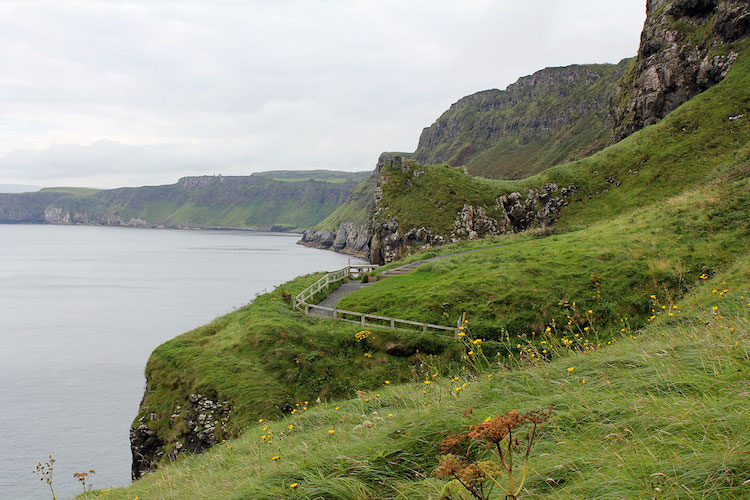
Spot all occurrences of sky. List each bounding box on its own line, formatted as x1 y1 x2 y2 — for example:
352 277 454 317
0 0 647 189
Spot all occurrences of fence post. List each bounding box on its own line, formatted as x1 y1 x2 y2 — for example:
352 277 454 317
361 314 365 326
423 324 427 333
390 319 395 328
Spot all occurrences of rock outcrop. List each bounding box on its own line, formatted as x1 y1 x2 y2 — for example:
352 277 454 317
367 158 576 264
299 221 371 258
131 393 230 480
611 0 749 140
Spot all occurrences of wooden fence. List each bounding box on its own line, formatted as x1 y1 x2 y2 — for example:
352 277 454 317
294 265 458 338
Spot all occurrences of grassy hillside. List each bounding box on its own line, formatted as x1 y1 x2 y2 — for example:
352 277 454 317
1 173 362 231
411 61 631 180
341 169 749 337
314 176 376 230
78 36 750 500
126 272 463 476
375 39 750 238
85 252 749 499
39 186 102 195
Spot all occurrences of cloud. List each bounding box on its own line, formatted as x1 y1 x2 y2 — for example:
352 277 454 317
0 0 646 187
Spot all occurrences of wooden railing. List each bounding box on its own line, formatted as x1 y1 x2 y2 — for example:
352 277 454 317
294 265 458 338
293 264 379 308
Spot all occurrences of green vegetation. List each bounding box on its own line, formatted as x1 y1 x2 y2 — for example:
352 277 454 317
341 173 749 338
81 28 750 500
374 41 749 239
315 175 376 230
412 61 632 180
1 173 362 231
84 257 749 498
131 272 460 458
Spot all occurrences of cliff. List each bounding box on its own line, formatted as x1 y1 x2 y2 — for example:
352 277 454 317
298 176 376 257
410 61 631 180
611 0 749 140
0 171 366 231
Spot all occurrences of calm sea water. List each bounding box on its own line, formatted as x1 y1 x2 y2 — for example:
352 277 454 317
0 224 362 499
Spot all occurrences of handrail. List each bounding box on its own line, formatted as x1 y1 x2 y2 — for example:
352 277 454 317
294 265 458 338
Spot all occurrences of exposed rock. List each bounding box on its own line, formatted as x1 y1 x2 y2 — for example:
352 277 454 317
611 0 749 141
130 424 163 480
130 393 230 480
332 221 370 256
299 228 336 248
298 221 370 258
496 183 576 233
452 205 499 240
44 206 154 227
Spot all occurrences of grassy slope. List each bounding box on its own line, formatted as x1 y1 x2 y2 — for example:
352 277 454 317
315 176 376 230
341 170 749 337
39 186 102 195
87 254 750 499
46 177 357 231
84 42 750 500
377 40 749 238
131 272 461 455
339 40 750 338
414 61 630 180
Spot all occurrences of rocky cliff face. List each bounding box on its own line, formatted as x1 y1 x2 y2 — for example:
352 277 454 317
0 192 65 223
299 221 371 258
611 0 749 140
131 392 231 480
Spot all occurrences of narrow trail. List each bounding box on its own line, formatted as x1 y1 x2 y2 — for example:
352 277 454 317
311 245 501 317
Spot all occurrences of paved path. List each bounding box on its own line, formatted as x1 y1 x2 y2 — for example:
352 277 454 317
309 281 373 317
310 244 503 317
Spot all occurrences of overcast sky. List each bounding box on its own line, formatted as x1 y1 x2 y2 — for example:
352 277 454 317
0 0 646 188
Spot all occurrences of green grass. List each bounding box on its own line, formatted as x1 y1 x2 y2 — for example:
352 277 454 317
84 256 750 499
341 172 750 338
35 175 359 231
127 272 462 465
412 61 632 180
315 176 376 230
375 41 749 240
76 36 750 500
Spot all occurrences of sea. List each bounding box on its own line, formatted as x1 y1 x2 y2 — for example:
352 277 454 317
0 224 363 499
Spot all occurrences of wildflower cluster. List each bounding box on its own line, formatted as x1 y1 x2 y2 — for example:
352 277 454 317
456 314 489 375
355 330 372 341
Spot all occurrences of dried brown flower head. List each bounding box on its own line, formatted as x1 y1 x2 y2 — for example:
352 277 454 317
433 454 467 479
